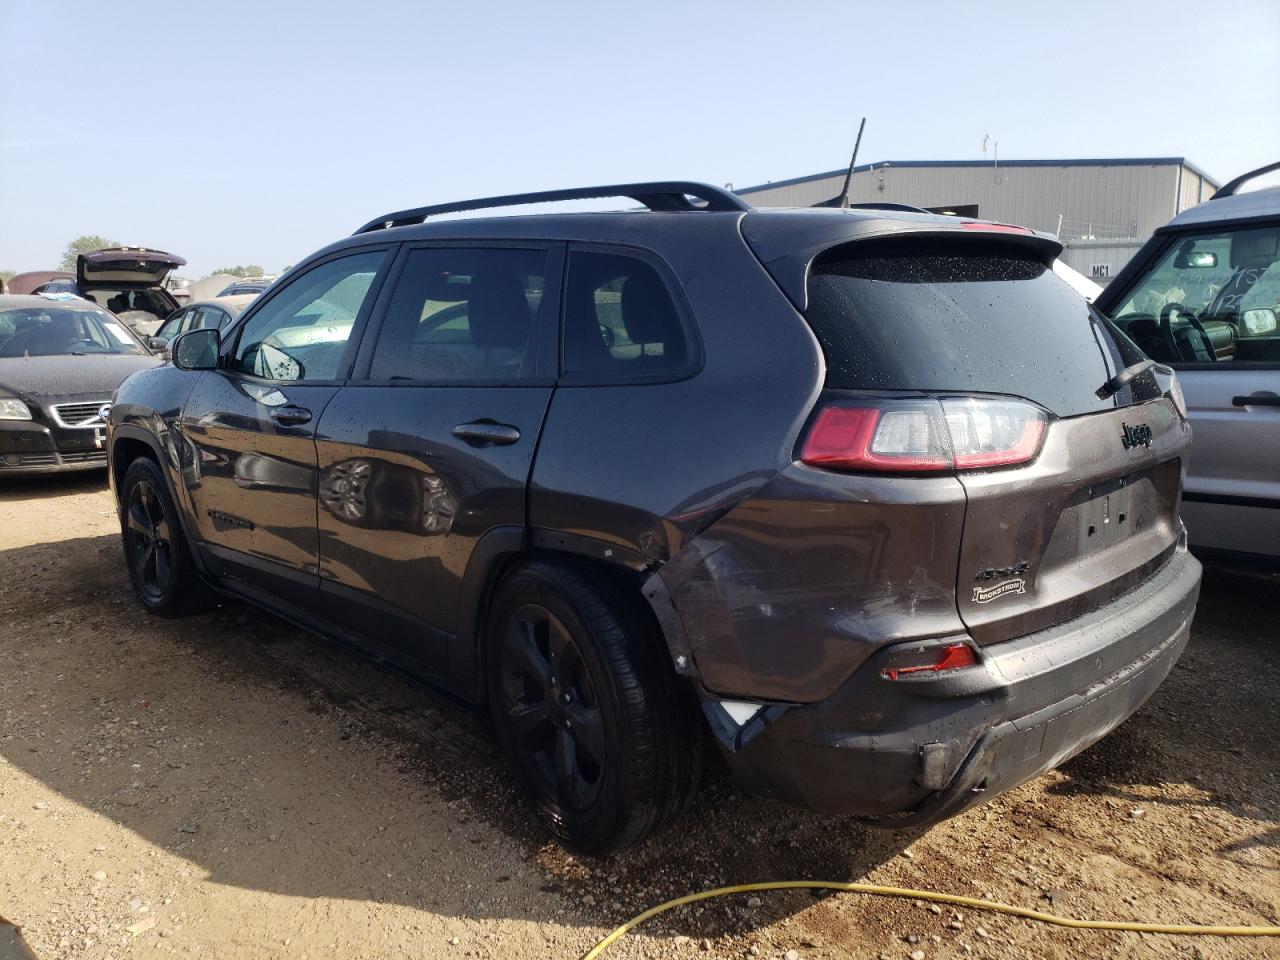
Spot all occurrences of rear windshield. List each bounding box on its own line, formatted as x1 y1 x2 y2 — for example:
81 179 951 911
805 238 1160 417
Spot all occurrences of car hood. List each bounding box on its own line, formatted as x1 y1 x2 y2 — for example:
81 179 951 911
0 354 161 399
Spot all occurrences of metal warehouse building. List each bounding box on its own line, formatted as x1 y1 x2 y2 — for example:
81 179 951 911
736 158 1219 283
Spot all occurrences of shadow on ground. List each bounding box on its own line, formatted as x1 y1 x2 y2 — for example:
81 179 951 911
0 532 911 938
1046 564 1280 865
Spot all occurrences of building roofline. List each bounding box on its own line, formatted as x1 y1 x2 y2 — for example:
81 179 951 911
736 157 1220 195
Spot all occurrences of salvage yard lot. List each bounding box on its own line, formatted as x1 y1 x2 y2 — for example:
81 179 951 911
0 475 1276 960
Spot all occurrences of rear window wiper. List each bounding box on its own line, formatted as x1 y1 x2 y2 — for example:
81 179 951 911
1095 359 1155 399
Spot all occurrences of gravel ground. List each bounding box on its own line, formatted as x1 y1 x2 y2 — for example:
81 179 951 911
0 472 1276 960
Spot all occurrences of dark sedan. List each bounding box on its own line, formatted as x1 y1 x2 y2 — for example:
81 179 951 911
0 295 160 474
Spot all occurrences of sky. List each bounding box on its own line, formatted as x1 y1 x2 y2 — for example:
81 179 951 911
2 0 1278 279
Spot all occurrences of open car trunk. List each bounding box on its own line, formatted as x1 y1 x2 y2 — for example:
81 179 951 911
77 247 186 324
77 247 186 289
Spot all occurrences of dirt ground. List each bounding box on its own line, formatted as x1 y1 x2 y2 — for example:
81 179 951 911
0 473 1276 960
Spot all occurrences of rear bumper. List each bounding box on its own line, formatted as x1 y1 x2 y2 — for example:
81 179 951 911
715 545 1201 825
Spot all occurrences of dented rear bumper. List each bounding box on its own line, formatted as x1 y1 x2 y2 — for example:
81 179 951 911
708 545 1201 823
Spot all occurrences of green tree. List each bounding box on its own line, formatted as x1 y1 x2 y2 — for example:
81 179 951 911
210 265 265 278
60 235 119 270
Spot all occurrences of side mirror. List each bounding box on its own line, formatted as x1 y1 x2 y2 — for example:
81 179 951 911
1242 307 1279 336
172 328 221 371
147 336 169 353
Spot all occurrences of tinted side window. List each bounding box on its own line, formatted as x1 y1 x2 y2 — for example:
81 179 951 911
194 307 225 330
231 250 385 381
369 247 547 383
562 251 691 379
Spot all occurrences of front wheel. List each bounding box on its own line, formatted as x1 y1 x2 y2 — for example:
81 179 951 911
119 456 209 617
486 560 700 854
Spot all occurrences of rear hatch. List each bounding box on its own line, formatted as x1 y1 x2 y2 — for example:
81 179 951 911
773 224 1189 645
77 247 185 289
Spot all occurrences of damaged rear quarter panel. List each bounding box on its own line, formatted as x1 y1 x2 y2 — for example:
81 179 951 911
661 463 969 703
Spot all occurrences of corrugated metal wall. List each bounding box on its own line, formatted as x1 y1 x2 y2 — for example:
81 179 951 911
741 163 1203 241
1177 167 1214 212
1058 238 1146 285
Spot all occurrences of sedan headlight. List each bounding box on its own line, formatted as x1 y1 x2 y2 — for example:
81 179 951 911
0 398 32 421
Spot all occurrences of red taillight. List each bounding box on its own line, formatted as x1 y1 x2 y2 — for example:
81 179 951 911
799 406 950 472
799 397 1047 474
882 642 977 681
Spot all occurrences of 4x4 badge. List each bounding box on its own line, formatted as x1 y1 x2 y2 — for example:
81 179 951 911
1121 422 1152 450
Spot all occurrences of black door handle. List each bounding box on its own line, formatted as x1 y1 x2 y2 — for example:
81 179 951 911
452 420 521 446
269 404 312 425
1231 394 1280 407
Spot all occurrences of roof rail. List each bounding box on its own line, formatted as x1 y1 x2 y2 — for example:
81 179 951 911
1210 160 1280 200
354 181 751 234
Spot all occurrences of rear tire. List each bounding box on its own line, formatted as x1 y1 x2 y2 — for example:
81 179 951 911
119 456 210 617
486 559 700 854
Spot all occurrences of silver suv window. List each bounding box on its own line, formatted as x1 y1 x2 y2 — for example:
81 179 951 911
1111 226 1280 364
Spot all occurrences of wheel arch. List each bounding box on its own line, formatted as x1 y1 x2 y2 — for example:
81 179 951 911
109 424 207 574
458 527 670 706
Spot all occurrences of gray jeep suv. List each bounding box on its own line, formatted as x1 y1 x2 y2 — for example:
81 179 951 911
107 182 1201 853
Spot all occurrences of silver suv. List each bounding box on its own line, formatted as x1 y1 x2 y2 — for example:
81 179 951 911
1097 161 1280 562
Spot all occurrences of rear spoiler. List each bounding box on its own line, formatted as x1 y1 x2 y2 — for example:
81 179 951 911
741 212 1062 311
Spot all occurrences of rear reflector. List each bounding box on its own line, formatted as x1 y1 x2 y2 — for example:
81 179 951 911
882 642 978 681
800 396 1047 474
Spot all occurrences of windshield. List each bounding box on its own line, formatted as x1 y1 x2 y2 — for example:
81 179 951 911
1108 226 1280 364
0 307 147 357
805 237 1160 418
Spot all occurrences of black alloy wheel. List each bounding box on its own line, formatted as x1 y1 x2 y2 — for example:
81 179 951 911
119 456 208 617
497 603 607 812
125 478 174 601
486 560 700 854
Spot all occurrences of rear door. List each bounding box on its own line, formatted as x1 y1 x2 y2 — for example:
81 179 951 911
314 243 559 689
178 248 391 616
802 234 1189 645
1100 224 1280 558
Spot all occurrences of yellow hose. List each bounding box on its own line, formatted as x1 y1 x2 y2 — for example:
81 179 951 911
579 880 1280 959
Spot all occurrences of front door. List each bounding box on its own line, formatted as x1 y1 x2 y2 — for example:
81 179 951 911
179 249 392 614
1102 223 1280 557
314 244 560 689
